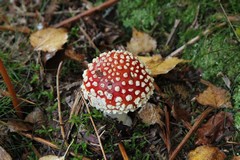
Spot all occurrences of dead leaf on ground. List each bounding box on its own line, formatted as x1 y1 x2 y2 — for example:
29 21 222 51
233 156 240 160
188 145 226 160
7 119 33 132
172 103 191 123
127 28 156 55
138 103 163 126
39 155 64 160
196 82 232 108
195 111 233 145
24 107 46 125
30 27 68 52
64 47 85 61
0 146 12 160
138 55 189 76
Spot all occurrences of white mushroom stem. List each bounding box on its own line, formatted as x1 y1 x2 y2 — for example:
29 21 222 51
104 112 132 126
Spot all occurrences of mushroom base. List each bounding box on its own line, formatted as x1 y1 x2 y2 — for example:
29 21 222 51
104 112 132 126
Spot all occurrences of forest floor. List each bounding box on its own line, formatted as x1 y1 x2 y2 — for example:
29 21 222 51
0 1 240 160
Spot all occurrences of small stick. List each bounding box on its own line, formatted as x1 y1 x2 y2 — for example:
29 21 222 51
165 19 180 46
0 59 22 118
19 132 59 149
56 61 67 145
219 0 240 42
53 0 119 28
19 132 90 159
118 142 129 160
167 22 226 58
0 25 30 34
169 107 214 160
80 91 107 160
79 25 100 53
164 105 171 153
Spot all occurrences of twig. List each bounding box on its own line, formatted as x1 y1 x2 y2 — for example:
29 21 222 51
118 142 129 160
165 19 180 46
56 61 67 145
167 22 226 58
79 25 100 53
19 131 90 159
164 105 171 153
0 25 30 34
0 59 22 118
189 5 200 29
53 0 119 28
219 0 240 43
19 132 59 149
169 107 214 160
80 91 107 160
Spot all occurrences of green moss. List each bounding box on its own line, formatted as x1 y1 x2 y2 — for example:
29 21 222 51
117 0 161 31
182 29 240 129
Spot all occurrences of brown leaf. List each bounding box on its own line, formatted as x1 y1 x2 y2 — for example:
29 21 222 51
172 103 191 122
127 28 157 55
7 119 33 132
188 145 226 160
195 112 233 145
138 103 163 126
64 47 84 61
138 55 189 76
233 156 240 160
24 107 46 125
30 27 68 52
196 83 232 108
0 146 12 160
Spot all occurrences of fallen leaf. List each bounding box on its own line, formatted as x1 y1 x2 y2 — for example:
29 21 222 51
138 55 189 76
196 83 232 108
233 156 240 160
0 146 12 160
127 28 156 55
188 145 226 160
64 47 84 61
24 107 46 125
195 112 233 145
30 27 68 52
7 119 33 132
39 155 64 160
138 103 163 126
172 102 191 123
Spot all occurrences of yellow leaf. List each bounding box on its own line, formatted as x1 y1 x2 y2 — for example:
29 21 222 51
138 55 189 75
127 28 157 55
30 27 68 52
196 83 232 108
188 145 226 160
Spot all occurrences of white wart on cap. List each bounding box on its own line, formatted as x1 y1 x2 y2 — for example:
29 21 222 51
81 50 154 114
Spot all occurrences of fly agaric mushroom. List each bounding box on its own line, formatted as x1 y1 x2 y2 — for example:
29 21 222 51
81 50 154 126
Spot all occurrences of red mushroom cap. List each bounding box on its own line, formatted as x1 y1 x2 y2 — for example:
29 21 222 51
81 50 154 114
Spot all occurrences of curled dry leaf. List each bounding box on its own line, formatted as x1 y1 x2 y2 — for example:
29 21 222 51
196 83 232 108
30 27 68 52
0 146 12 160
138 55 189 76
138 103 163 126
39 155 64 160
196 111 233 145
127 28 156 55
188 145 226 160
